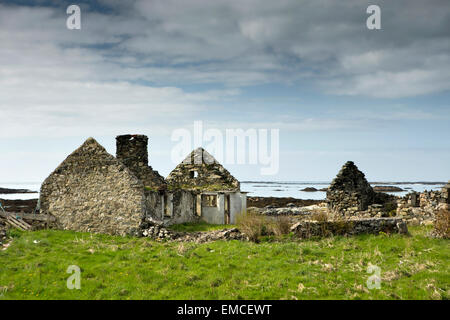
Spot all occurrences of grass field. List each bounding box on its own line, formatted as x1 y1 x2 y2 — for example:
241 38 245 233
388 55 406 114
0 226 448 300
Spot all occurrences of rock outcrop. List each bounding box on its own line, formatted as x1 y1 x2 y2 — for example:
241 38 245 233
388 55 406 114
373 186 404 192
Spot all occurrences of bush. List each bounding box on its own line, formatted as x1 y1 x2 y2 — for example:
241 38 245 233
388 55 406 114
237 212 294 242
270 216 292 237
236 211 268 242
434 209 449 239
311 211 329 222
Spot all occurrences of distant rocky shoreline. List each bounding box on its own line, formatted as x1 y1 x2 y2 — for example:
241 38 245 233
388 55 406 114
373 186 404 192
0 187 37 194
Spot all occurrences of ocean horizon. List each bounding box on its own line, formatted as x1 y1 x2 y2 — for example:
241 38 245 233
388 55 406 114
1 181 447 201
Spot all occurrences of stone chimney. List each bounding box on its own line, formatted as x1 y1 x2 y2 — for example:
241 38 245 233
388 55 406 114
115 134 166 188
116 134 149 174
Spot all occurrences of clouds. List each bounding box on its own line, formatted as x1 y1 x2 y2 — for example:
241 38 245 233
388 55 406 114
2 1 450 94
0 1 449 149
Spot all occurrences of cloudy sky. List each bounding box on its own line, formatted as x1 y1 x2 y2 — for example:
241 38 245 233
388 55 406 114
1 0 450 183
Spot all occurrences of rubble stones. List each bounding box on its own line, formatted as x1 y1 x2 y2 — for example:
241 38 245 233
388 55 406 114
259 204 327 216
141 223 248 243
397 184 450 223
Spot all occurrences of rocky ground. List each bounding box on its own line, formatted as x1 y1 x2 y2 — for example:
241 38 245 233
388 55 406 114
249 203 328 217
247 196 323 208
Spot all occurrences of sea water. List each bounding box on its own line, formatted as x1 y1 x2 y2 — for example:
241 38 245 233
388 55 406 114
0 181 446 201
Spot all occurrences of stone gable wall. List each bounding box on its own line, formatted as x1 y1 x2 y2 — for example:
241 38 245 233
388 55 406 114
40 138 146 236
167 148 240 191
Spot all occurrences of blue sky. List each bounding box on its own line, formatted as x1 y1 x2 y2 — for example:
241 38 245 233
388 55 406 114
0 0 449 183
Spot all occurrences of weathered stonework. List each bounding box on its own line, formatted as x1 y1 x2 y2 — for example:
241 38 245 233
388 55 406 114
166 148 240 191
116 135 166 189
40 136 246 236
40 138 146 236
327 161 376 214
397 182 450 222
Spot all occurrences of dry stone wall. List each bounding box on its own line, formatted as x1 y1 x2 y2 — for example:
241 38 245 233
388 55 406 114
40 138 147 236
397 182 450 223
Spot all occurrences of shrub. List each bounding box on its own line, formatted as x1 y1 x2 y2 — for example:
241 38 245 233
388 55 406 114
270 216 292 237
311 211 329 222
236 211 271 242
434 209 449 239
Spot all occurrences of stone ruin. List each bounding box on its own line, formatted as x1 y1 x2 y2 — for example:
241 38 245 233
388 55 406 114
116 135 166 189
39 135 246 236
40 137 148 236
166 147 240 191
327 161 448 227
327 161 377 215
396 181 450 223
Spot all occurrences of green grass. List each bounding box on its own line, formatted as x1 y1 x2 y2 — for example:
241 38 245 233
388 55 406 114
0 226 448 300
167 222 236 232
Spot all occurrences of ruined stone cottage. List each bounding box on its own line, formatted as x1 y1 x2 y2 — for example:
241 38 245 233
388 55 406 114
166 148 247 225
326 161 376 215
40 135 247 236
